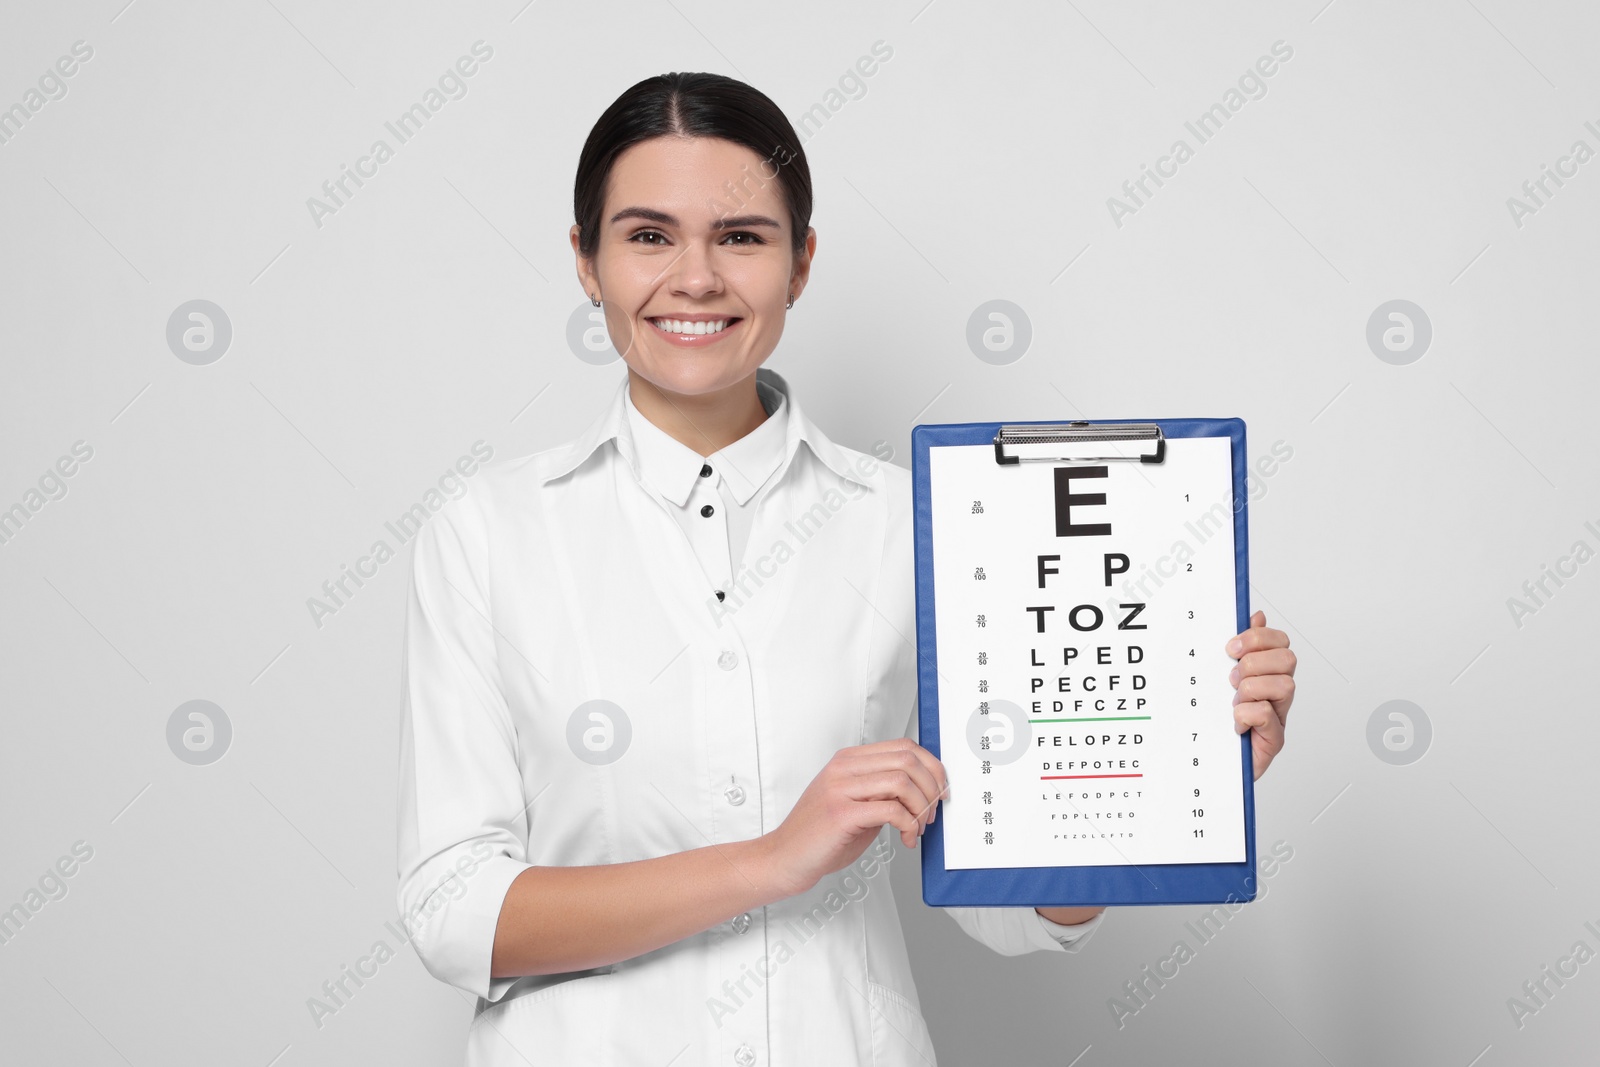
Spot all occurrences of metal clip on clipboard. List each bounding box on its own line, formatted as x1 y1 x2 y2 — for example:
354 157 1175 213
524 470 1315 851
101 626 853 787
992 421 1166 466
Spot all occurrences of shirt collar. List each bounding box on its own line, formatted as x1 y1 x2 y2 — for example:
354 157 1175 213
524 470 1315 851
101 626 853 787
540 366 873 497
624 372 786 506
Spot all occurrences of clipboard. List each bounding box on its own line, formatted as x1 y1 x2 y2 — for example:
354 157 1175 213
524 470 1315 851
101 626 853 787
913 418 1257 908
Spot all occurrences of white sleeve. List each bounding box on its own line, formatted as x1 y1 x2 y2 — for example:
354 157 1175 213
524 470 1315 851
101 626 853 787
945 902 1108 955
906 691 1109 956
395 494 536 1002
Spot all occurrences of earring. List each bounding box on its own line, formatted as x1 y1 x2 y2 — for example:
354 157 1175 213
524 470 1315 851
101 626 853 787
786 294 795 309
591 295 601 307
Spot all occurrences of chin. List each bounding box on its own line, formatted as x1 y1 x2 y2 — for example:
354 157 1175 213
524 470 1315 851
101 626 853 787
630 358 748 396
630 363 732 396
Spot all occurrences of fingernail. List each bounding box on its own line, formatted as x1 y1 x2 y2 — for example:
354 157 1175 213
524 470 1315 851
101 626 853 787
1229 667 1240 686
1227 638 1243 656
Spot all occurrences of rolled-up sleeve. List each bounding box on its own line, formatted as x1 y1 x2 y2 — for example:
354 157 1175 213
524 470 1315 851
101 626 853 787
944 902 1107 955
396 493 535 1003
905 692 1110 957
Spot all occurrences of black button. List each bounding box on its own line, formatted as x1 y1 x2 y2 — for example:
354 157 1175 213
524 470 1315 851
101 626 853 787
700 463 713 478
700 504 715 517
715 590 726 601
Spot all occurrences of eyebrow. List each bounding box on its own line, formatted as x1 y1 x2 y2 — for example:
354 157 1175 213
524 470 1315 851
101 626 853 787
609 206 782 231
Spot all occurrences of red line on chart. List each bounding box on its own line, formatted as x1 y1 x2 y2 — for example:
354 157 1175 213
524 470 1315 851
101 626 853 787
1040 773 1144 780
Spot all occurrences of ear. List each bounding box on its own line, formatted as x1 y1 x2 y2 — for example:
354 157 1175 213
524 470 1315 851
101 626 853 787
571 224 599 301
789 225 817 301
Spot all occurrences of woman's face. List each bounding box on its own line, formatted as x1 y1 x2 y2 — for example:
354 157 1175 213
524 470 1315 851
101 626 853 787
573 135 813 401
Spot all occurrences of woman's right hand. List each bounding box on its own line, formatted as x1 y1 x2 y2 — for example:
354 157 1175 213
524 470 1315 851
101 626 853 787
759 738 949 899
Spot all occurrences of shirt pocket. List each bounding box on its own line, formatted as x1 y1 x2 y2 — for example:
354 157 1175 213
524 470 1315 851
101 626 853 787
468 964 618 1040
868 978 939 1066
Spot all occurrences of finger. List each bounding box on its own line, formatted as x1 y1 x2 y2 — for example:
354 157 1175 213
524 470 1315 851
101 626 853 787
853 741 949 824
893 743 948 823
842 739 944 840
1234 673 1294 709
843 747 942 827
1235 699 1284 757
1236 647 1297 681
1227 624 1290 658
849 769 938 837
907 746 950 823
1236 678 1293 729
1251 609 1267 628
891 749 945 827
856 799 921 846
1234 698 1268 733
904 740 951 801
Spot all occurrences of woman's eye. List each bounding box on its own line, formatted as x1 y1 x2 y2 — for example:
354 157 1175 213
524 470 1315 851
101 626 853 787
627 230 764 246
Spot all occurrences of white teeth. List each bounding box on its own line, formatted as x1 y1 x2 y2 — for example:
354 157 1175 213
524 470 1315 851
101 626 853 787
651 318 730 335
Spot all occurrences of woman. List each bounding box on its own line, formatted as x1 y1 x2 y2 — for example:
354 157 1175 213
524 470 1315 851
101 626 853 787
395 71 1296 1065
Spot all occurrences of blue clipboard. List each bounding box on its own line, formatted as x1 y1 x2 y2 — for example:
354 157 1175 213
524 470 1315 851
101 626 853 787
914 417 1257 908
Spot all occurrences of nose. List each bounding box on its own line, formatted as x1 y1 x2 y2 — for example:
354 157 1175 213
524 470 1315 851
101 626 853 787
661 237 722 300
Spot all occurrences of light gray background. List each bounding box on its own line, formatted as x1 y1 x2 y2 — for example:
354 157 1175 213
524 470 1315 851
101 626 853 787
2 0 1595 1064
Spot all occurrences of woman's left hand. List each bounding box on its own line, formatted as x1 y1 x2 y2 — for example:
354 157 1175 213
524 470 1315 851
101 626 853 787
1227 610 1295 781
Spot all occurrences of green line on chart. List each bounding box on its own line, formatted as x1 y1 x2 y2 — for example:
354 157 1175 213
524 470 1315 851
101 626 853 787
1029 716 1153 723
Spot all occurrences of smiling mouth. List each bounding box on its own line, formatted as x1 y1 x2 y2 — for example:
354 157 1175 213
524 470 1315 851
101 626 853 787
646 317 741 336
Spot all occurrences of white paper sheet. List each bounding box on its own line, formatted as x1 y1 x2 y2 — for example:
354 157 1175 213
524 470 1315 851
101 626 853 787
928 437 1247 869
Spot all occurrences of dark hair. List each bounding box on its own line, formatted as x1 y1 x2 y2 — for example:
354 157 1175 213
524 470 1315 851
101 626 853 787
573 72 812 259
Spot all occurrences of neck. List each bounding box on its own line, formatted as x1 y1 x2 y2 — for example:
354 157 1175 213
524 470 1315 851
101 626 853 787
627 369 769 458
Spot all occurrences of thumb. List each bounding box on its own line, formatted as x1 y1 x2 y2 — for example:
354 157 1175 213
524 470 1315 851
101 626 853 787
1250 609 1267 628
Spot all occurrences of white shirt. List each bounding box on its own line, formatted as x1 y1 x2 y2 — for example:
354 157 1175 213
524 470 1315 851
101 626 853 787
621 372 787 590
395 365 1107 1066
